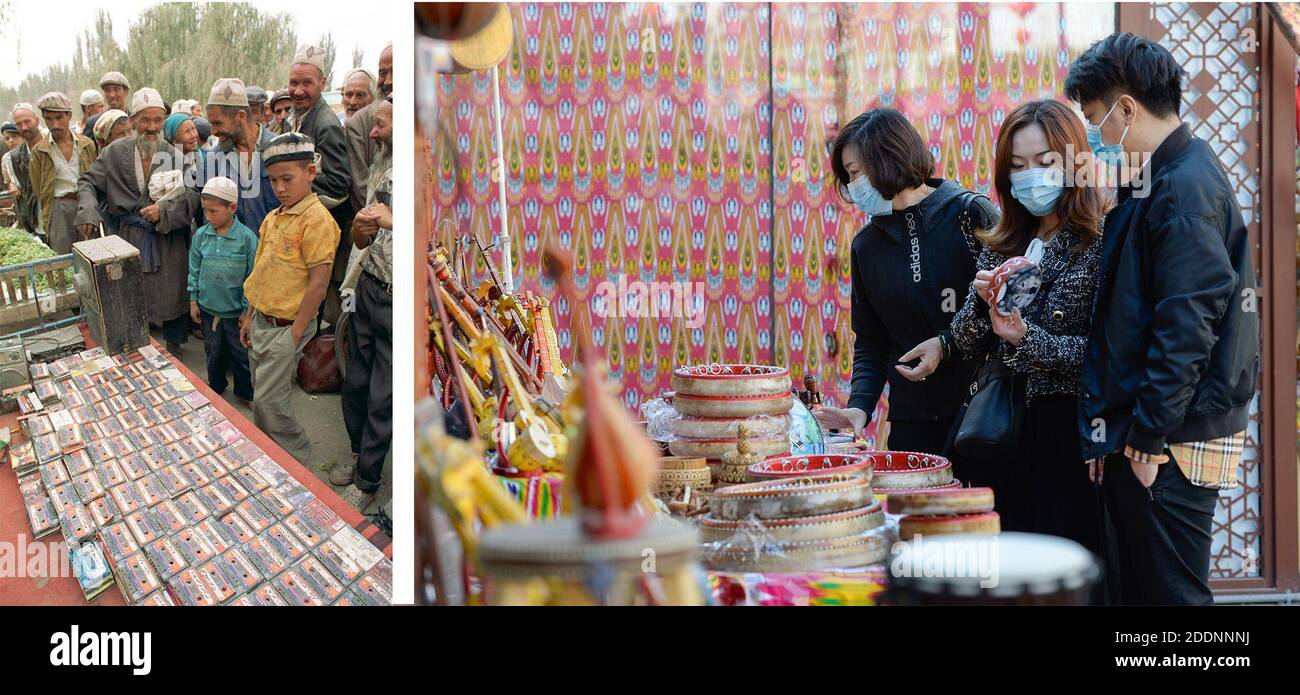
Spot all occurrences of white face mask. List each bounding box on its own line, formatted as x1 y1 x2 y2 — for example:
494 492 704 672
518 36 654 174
847 174 894 217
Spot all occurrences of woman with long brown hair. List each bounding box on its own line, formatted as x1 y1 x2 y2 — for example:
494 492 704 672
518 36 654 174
907 99 1108 551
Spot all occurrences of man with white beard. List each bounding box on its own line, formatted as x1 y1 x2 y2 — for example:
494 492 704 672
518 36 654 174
75 88 200 355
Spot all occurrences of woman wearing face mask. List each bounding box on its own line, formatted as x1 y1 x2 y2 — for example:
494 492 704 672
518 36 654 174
816 107 998 455
926 99 1108 549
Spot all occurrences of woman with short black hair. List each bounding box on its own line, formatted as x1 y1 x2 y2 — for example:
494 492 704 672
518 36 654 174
815 107 997 455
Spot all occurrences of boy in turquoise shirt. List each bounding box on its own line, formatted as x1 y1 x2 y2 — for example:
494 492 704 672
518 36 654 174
188 176 258 402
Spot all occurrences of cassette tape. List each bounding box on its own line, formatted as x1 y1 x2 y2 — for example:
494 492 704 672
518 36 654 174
62 448 96 476
173 525 219 566
179 413 209 435
156 382 183 402
151 498 189 534
210 421 244 447
153 421 187 445
300 497 344 535
40 459 71 489
49 482 80 512
144 535 189 580
156 465 195 497
211 475 250 506
132 473 168 507
23 412 53 437
115 410 146 432
71 372 98 392
107 395 132 414
272 567 326 606
136 345 169 370
33 432 63 464
281 512 327 549
196 482 237 517
19 477 58 539
188 429 223 455
218 510 257 544
86 494 120 528
312 538 365 585
117 453 149 482
208 447 242 474
249 455 292 489
194 517 235 554
61 389 87 409
87 419 120 440
351 569 393 606
231 465 269 494
254 487 295 518
234 496 275 534
29 362 49 380
70 405 97 424
242 533 291 578
56 424 87 453
99 521 140 562
89 400 113 421
124 507 163 546
117 551 162 603
263 522 308 562
9 440 36 472
164 439 202 466
295 555 346 603
139 444 173 472
95 459 127 489
167 568 219 606
228 595 257 606
156 400 186 423
213 547 263 593
72 470 106 503
143 369 170 390
230 438 265 462
106 433 138 460
181 390 210 411
184 458 222 486
17 391 44 415
109 482 144 516
59 503 97 544
249 582 290 606
125 428 158 452
78 347 106 361
196 559 239 604
140 389 163 409
174 490 211 525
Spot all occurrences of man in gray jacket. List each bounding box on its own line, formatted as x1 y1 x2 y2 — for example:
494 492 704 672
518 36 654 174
288 43 354 327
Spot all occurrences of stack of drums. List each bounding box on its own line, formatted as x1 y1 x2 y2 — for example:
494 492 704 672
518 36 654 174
887 486 1000 540
667 365 793 485
868 451 961 495
698 473 888 572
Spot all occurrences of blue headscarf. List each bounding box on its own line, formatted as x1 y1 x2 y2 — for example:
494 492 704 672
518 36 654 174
163 112 191 144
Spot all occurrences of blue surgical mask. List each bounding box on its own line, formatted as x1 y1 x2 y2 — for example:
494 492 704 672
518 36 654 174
847 175 894 217
1086 99 1128 163
1009 167 1064 217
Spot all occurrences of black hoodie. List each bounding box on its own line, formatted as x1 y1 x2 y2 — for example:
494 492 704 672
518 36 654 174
847 177 1000 423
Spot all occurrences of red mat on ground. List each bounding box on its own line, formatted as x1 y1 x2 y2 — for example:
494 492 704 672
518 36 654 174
0 328 390 605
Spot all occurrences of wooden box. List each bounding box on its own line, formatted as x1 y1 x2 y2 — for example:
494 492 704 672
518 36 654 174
72 236 148 355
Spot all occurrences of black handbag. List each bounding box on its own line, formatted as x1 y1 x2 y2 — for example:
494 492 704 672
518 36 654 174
952 358 1024 463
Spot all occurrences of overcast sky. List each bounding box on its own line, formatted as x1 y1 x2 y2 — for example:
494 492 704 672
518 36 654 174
0 0 393 89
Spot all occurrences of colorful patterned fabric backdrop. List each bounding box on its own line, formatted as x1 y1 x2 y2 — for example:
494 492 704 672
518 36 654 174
432 2 1114 421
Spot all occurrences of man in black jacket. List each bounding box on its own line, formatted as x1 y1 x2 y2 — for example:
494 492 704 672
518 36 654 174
1066 33 1259 605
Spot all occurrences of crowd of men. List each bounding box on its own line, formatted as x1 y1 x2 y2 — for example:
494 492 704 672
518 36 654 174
0 43 394 522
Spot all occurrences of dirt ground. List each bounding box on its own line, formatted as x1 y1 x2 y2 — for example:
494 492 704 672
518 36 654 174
156 326 393 529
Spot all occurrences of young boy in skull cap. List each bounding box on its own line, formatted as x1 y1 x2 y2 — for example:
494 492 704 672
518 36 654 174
188 175 257 403
239 132 340 463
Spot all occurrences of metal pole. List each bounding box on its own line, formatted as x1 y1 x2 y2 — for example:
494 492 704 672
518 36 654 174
491 65 513 294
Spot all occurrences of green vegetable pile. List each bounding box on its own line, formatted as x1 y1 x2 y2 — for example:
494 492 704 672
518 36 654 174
0 227 73 293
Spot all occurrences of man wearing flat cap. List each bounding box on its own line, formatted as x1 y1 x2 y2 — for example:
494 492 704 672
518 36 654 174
268 89 293 134
76 87 201 355
6 104 42 235
29 92 97 253
202 77 281 234
99 71 131 112
287 43 354 327
245 85 269 127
